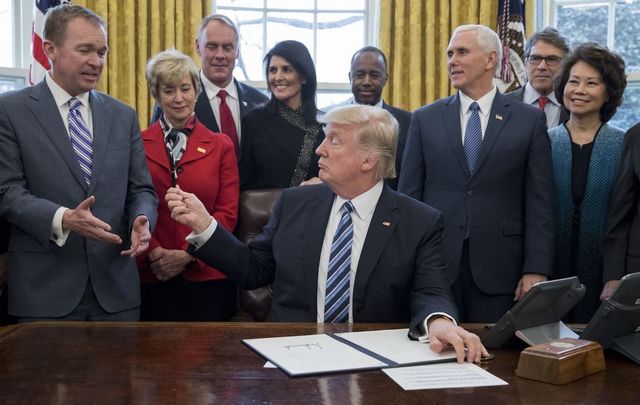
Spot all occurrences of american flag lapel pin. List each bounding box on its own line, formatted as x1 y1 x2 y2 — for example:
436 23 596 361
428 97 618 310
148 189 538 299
242 101 248 107
382 221 391 227
495 114 503 120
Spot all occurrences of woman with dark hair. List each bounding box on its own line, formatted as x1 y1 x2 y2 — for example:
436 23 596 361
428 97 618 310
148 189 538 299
549 42 627 322
239 40 324 190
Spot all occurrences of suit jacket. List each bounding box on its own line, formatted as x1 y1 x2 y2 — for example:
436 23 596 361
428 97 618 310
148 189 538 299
0 80 158 317
603 123 640 281
151 78 268 144
191 183 458 332
506 86 569 127
138 120 239 283
398 92 555 295
0 219 8 254
382 103 412 190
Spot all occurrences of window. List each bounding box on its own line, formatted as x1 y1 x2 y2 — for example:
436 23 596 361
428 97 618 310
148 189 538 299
213 0 379 109
543 0 640 130
1 0 31 93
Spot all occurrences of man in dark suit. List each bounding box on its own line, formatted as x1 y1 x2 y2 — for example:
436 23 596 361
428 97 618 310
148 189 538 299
506 27 570 129
602 122 640 300
399 25 554 323
151 14 268 150
0 5 158 322
330 47 412 190
167 105 488 363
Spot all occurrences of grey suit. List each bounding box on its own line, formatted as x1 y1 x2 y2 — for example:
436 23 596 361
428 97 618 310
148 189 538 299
0 80 158 318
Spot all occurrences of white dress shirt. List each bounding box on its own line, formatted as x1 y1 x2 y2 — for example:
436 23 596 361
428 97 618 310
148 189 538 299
522 82 562 129
45 73 93 246
200 72 242 142
458 86 497 143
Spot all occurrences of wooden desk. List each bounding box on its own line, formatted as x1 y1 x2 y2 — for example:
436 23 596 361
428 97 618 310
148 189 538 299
0 322 636 404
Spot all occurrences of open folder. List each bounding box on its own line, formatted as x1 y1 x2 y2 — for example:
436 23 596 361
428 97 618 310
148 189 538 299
243 328 457 377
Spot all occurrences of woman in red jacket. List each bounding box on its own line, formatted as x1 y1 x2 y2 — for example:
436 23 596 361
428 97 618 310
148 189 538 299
138 49 239 321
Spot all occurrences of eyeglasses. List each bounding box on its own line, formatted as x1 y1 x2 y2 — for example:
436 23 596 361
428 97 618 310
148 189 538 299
526 55 562 66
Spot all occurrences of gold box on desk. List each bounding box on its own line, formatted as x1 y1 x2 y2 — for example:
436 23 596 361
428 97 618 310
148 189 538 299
516 338 606 385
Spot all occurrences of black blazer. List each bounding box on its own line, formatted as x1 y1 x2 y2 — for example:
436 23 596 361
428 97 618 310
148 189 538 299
191 183 458 332
151 78 268 140
398 92 555 296
603 123 640 280
0 219 8 254
506 86 569 127
382 103 412 190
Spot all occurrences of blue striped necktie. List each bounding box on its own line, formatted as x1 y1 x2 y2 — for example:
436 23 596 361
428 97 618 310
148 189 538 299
325 201 354 323
463 101 482 175
68 98 93 185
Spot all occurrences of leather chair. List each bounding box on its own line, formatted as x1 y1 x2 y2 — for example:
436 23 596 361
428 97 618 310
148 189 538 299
232 189 283 321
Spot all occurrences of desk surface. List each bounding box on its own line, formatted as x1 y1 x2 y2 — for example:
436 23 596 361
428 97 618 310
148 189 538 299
0 322 636 404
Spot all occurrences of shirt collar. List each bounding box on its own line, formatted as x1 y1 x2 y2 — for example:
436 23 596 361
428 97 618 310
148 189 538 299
523 82 560 106
200 71 238 101
45 72 91 109
334 180 384 221
351 97 384 109
459 86 497 116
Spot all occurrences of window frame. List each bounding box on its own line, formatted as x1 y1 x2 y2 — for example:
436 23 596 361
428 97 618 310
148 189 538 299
212 0 380 98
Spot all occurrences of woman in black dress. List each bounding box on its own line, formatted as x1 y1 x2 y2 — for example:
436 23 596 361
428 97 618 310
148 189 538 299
239 40 324 190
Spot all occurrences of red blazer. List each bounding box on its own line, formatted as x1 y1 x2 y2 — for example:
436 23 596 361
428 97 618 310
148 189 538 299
137 120 239 283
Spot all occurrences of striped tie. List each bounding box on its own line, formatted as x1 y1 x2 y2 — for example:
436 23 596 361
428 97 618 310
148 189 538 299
325 201 354 323
68 98 92 185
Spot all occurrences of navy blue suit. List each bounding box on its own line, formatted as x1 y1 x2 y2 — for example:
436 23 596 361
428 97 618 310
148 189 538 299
398 92 554 319
191 183 457 333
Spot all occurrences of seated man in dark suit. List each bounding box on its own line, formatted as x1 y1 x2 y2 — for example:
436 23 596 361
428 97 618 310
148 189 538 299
330 47 412 190
167 105 488 363
151 14 268 151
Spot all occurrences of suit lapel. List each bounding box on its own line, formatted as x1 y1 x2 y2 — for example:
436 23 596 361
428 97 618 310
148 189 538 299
194 81 220 132
29 81 88 190
474 92 510 175
179 122 215 166
352 186 399 312
235 80 252 119
142 125 170 171
442 95 469 175
303 188 334 316
87 91 113 193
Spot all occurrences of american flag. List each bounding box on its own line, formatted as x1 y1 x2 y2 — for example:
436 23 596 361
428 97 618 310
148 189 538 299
30 0 70 85
495 0 527 93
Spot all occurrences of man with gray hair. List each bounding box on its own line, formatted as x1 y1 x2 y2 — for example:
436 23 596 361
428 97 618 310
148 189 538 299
166 104 488 363
399 25 554 322
152 14 267 151
507 27 570 128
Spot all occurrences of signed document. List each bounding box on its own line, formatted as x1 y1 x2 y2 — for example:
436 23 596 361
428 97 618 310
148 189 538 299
244 328 456 377
383 363 508 390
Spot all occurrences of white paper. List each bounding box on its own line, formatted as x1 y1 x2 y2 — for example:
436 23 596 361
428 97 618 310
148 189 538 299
382 363 508 390
244 333 386 376
263 361 277 368
335 328 456 364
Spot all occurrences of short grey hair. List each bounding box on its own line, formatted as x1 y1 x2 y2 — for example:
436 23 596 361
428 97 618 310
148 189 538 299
197 14 239 45
524 27 570 57
146 49 201 100
321 105 398 181
452 24 502 72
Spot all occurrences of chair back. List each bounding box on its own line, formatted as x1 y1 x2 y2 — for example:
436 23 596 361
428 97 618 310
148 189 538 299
234 189 283 321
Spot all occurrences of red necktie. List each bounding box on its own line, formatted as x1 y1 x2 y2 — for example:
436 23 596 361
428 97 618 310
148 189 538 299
217 89 239 150
537 96 549 111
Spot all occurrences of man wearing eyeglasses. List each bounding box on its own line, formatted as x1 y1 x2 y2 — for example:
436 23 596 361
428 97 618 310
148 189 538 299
507 27 570 129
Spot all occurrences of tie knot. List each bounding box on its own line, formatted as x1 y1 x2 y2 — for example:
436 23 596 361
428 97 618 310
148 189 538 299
537 96 550 110
69 97 82 112
342 201 354 214
469 102 480 113
217 89 228 99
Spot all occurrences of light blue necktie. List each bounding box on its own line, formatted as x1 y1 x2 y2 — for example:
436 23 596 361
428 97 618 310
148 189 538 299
68 98 93 185
463 101 482 175
324 201 354 323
